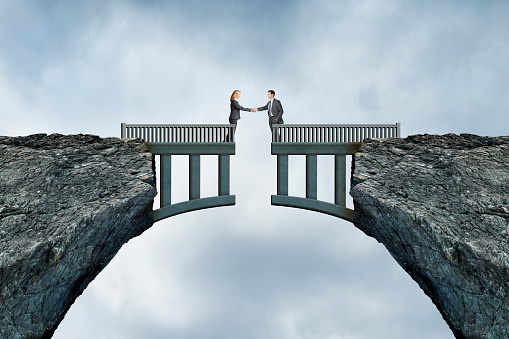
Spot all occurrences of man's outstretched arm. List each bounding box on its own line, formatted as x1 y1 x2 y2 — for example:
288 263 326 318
257 102 269 111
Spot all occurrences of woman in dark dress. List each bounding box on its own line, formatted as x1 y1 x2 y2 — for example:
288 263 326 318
228 90 256 138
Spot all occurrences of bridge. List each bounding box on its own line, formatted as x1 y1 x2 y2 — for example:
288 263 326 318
270 124 400 222
121 123 236 222
121 123 400 223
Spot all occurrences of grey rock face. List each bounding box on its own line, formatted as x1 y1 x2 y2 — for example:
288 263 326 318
0 134 157 338
351 134 509 338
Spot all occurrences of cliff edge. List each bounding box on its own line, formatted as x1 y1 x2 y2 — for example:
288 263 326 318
351 134 509 338
0 134 157 338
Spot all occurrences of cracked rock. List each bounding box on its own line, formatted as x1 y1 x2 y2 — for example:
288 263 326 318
0 134 157 338
351 134 509 338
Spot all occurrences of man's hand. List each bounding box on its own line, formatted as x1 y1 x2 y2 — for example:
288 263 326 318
251 108 258 112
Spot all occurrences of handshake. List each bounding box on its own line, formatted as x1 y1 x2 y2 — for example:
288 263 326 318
251 108 258 112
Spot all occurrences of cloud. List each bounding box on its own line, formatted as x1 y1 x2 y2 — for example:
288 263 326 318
276 0 509 135
3 0 508 338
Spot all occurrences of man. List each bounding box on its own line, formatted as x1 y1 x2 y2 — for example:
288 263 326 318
257 90 284 139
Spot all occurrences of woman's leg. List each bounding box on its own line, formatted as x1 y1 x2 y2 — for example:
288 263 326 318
229 118 238 133
226 118 238 141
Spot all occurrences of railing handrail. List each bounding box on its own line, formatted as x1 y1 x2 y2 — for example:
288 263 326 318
122 123 235 128
275 123 400 127
271 123 401 143
121 123 236 143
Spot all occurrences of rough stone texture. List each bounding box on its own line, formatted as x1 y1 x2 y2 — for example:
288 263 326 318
351 134 509 339
0 134 157 338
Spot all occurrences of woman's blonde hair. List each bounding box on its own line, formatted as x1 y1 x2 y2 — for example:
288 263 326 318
230 90 241 101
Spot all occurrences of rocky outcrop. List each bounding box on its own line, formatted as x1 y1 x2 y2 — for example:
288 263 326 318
3 132 508 338
0 134 156 338
351 134 509 338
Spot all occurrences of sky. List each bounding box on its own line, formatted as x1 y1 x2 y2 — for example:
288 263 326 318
1 0 508 338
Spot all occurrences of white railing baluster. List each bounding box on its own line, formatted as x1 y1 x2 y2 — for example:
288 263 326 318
120 123 399 144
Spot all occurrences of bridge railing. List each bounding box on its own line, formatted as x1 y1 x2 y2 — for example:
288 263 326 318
121 123 236 142
272 123 400 143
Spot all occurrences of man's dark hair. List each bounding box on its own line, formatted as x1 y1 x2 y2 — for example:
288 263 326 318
268 90 275 96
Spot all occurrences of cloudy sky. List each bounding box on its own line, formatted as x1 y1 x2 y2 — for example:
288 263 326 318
1 0 509 338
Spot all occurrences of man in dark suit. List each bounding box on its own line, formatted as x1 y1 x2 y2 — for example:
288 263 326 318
257 90 284 139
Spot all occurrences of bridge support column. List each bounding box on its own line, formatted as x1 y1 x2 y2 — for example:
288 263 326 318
189 155 200 200
277 155 288 196
306 155 317 200
218 155 230 196
335 155 346 206
160 155 172 207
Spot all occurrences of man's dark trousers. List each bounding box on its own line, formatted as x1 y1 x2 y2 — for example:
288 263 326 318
269 116 282 141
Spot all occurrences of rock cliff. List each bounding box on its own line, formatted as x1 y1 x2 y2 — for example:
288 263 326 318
351 134 509 338
0 134 156 338
2 133 508 338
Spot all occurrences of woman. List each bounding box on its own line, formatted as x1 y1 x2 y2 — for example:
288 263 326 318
228 90 256 139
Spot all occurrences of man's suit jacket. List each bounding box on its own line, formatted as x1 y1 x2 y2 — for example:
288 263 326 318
229 100 251 120
258 99 284 123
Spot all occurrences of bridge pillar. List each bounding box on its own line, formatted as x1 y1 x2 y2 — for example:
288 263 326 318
189 155 200 200
306 155 317 200
160 155 172 207
277 155 288 196
335 155 346 206
218 155 230 196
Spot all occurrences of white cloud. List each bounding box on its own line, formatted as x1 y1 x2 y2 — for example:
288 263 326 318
4 0 508 338
279 0 509 135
